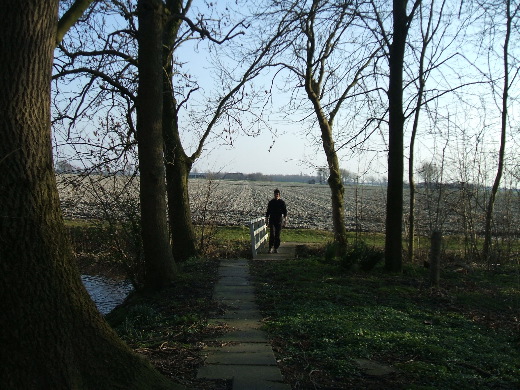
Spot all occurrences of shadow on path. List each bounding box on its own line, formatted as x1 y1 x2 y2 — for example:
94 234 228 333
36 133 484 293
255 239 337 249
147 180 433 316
196 243 299 390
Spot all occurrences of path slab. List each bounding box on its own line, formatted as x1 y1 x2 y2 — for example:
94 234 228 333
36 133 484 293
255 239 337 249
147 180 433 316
197 365 290 390
217 309 263 320
217 327 269 343
204 343 277 365
197 249 298 390
208 317 262 330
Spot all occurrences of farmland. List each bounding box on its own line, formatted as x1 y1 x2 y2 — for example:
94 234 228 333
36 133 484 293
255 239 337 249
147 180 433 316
56 174 520 239
56 174 387 231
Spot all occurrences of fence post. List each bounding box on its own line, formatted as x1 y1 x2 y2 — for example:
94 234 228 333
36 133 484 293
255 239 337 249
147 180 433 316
430 230 442 286
250 218 257 258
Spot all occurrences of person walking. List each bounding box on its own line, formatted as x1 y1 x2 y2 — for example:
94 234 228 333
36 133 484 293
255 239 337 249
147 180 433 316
265 188 287 253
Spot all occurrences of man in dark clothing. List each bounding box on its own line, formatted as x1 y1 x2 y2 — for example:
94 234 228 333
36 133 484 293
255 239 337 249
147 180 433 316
265 188 287 253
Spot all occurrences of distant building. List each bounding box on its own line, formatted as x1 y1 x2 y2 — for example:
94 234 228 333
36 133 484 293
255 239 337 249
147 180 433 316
189 172 206 179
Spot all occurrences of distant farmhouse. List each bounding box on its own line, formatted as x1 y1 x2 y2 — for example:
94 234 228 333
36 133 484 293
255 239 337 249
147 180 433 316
188 172 207 179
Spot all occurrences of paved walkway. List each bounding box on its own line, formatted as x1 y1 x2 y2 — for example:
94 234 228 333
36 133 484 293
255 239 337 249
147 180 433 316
196 243 298 390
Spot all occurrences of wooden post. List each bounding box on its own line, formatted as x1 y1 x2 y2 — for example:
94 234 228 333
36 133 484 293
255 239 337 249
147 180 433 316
430 230 442 286
249 218 257 258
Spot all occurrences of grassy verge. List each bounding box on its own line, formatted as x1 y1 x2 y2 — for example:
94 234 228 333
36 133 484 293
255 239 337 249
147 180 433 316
104 258 232 390
250 257 519 389
68 219 519 389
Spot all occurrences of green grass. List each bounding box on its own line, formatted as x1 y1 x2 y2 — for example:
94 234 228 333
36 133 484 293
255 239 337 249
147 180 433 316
282 228 334 243
251 257 520 389
68 218 520 388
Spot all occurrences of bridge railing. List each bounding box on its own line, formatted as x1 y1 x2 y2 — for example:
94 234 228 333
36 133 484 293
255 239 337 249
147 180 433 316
249 216 269 258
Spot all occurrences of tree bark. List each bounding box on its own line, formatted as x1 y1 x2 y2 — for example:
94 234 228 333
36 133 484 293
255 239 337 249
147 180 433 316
137 0 178 287
429 230 442 286
162 1 198 261
0 1 180 388
385 0 409 272
163 134 198 262
483 0 511 267
323 125 349 252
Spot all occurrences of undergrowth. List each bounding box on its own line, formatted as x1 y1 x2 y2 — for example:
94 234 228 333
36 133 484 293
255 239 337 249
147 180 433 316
251 257 520 389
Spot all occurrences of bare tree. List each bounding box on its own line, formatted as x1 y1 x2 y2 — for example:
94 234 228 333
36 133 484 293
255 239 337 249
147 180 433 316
0 1 182 387
160 0 253 261
52 1 274 262
407 0 447 263
368 0 422 271
255 0 382 252
482 0 519 266
137 0 178 288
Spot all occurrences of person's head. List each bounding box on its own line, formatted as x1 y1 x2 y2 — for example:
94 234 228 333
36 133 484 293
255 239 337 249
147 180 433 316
274 189 280 199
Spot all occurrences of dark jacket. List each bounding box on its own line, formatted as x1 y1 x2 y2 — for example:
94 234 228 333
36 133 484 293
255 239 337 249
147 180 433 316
266 198 287 225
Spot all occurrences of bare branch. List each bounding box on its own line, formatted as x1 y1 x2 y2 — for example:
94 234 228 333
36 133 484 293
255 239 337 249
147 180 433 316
52 67 136 101
57 0 97 46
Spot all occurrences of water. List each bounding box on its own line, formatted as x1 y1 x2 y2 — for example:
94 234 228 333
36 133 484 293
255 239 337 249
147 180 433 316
81 275 134 315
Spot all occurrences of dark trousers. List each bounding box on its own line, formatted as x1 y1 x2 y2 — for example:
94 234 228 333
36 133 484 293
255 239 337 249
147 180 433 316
269 222 282 249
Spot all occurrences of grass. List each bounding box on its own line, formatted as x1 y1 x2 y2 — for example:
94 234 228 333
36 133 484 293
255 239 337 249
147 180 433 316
250 257 520 389
104 257 231 390
69 219 520 389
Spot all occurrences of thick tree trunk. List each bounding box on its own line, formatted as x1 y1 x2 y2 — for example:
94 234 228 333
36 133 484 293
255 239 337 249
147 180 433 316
162 6 198 262
385 0 408 272
304 59 348 252
162 102 198 261
0 1 179 388
137 0 178 288
162 79 198 262
165 148 198 261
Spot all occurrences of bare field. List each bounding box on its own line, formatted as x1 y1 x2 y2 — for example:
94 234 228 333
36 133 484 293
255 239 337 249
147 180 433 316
57 175 387 232
57 174 520 236
188 179 387 231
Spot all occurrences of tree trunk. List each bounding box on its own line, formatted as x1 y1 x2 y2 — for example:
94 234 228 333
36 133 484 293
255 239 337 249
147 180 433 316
0 2 179 388
385 0 408 272
483 0 511 267
166 149 198 261
408 13 427 264
162 4 198 262
137 0 178 288
162 63 198 262
305 75 348 252
429 230 442 286
322 126 349 252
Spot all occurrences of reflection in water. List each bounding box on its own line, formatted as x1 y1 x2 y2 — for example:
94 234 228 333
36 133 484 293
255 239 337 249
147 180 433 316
81 275 134 315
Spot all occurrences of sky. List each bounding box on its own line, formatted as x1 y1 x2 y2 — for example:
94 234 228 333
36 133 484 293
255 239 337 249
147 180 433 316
191 123 388 179
52 1 519 185
193 127 317 176
174 34 388 179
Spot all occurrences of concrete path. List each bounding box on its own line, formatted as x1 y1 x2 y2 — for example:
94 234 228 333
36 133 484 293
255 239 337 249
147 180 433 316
254 241 297 261
196 243 298 390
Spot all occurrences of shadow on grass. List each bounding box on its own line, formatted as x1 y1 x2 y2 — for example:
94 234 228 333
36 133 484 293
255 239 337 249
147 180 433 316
250 257 520 389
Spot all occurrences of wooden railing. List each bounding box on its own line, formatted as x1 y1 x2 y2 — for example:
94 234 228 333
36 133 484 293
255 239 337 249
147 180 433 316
249 216 269 258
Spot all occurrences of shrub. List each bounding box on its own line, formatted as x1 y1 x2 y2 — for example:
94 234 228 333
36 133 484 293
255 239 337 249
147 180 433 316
340 241 383 271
